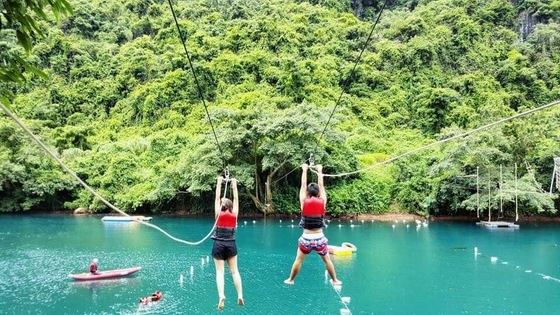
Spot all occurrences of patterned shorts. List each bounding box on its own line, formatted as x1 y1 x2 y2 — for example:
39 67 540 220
298 235 329 256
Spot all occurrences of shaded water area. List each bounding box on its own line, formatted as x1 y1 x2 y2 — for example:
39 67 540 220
0 215 559 314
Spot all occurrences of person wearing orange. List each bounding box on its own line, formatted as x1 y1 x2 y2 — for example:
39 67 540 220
284 164 342 285
212 176 244 310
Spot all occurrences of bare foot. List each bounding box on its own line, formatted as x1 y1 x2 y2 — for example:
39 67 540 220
330 279 343 285
217 297 226 310
238 298 244 306
283 279 294 285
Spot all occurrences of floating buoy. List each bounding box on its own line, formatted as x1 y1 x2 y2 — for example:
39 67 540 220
206 256 210 263
341 297 351 304
328 245 353 256
491 257 498 264
340 308 350 315
406 224 409 228
180 274 184 284
279 220 282 223
333 284 342 293
244 221 247 225
392 224 396 229
190 266 194 276
252 220 256 224
338 224 342 228
341 242 357 252
361 220 364 223
525 270 532 273
350 224 355 228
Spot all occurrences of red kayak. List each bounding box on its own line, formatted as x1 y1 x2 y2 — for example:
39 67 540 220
70 267 142 281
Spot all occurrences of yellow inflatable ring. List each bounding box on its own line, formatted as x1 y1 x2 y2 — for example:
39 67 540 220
328 245 353 256
341 242 357 252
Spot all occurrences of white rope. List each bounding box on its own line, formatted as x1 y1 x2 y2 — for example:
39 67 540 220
331 283 352 314
316 99 560 177
0 103 216 246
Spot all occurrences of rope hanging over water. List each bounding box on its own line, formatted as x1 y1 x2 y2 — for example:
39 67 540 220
0 102 217 246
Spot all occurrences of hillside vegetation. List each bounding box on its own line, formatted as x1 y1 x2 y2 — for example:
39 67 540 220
1 0 559 217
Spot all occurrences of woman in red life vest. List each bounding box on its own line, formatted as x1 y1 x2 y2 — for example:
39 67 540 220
212 176 244 310
284 164 342 285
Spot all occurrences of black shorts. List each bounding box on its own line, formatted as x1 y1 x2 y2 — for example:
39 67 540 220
212 240 238 260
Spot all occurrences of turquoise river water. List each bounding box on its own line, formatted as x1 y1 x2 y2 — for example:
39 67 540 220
0 215 559 314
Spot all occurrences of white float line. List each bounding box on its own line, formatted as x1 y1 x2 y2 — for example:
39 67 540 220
477 249 560 284
326 272 352 315
537 273 560 283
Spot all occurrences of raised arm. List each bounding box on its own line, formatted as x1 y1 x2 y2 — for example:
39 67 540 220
299 164 309 210
215 176 223 217
316 165 327 205
231 178 239 216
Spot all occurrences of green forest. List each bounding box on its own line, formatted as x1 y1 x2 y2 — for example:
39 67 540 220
1 0 559 218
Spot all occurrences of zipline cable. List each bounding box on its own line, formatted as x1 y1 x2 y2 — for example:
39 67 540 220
0 102 217 246
311 99 560 177
313 0 389 154
273 0 389 185
166 0 227 171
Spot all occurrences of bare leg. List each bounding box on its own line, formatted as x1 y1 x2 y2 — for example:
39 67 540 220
284 248 307 284
320 253 342 285
226 255 244 306
214 258 226 310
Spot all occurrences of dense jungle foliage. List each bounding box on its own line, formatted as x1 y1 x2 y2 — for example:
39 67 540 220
1 0 560 217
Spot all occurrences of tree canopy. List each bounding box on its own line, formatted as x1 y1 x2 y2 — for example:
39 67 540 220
1 0 559 218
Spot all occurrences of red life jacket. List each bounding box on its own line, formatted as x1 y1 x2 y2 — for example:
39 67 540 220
217 210 237 228
302 197 325 216
89 262 97 273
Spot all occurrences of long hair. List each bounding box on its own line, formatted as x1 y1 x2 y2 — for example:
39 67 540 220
221 198 233 212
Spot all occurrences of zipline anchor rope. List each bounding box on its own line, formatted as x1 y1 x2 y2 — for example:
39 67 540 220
0 102 216 246
313 99 560 178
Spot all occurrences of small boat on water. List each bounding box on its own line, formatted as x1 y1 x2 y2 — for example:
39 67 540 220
101 216 152 222
70 267 142 281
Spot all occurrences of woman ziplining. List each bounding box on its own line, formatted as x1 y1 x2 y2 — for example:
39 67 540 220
284 163 342 286
212 176 244 310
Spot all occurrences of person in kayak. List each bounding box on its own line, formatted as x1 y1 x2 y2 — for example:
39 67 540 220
212 176 244 310
89 258 99 275
284 164 342 285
